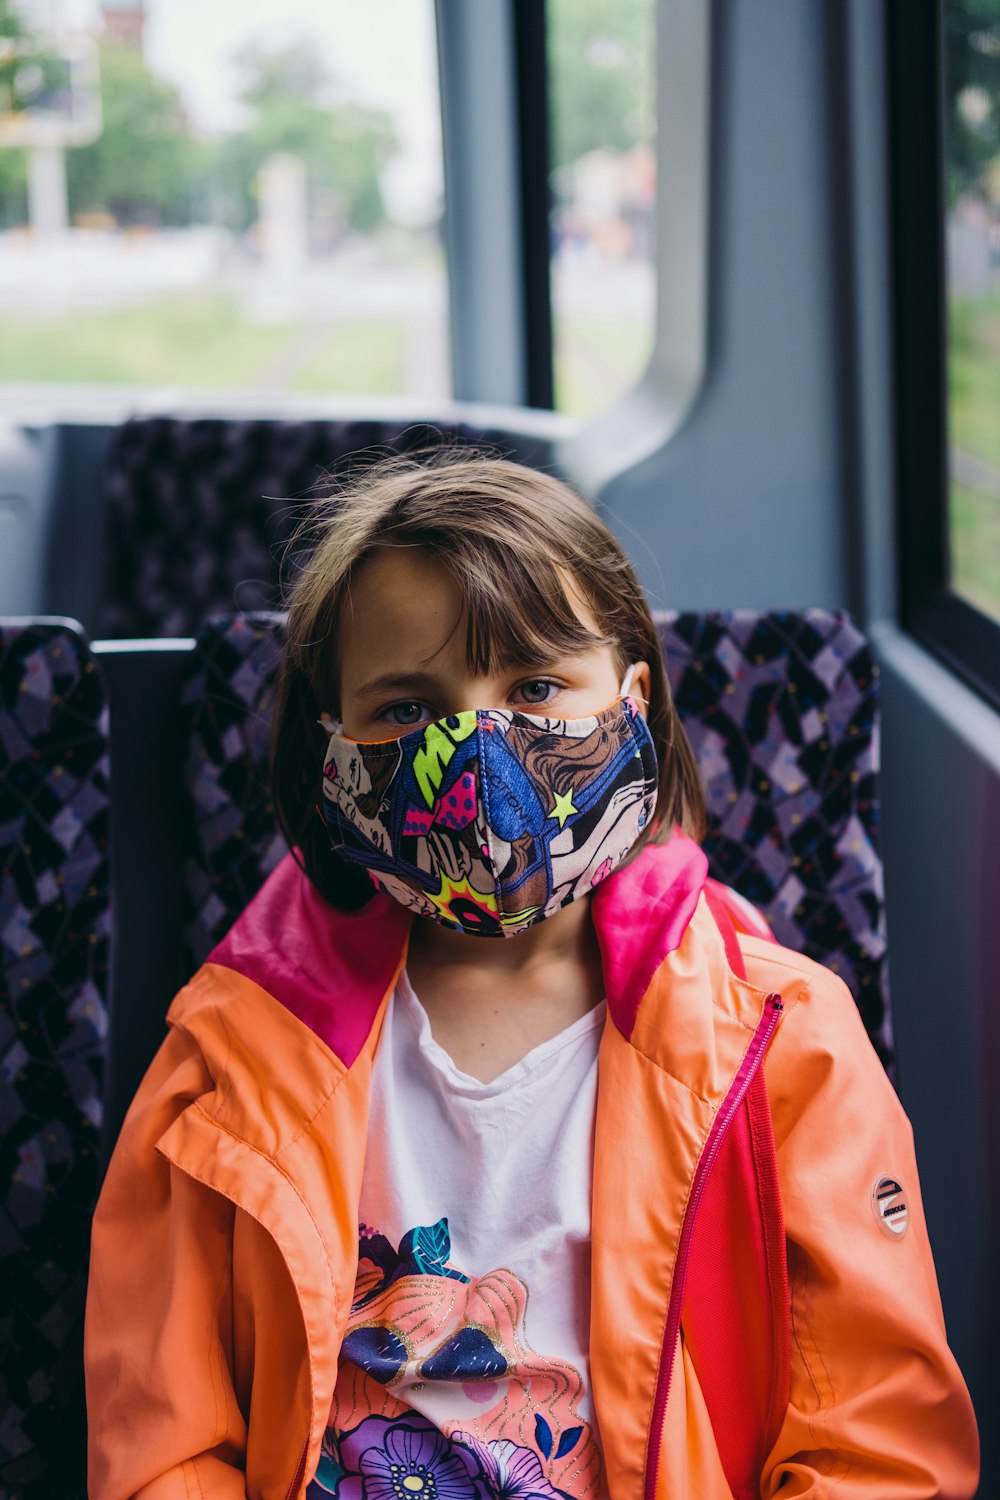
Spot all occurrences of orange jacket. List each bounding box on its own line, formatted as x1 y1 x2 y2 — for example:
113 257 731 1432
85 839 979 1499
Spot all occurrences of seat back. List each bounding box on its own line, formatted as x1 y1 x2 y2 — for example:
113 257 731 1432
659 610 890 1066
178 609 892 1067
100 416 560 638
0 618 111 1499
183 614 287 969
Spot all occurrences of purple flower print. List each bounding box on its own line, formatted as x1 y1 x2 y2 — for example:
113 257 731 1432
337 1414 488 1500
450 1434 570 1500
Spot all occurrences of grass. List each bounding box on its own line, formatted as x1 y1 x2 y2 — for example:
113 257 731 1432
0 292 294 387
948 289 1000 619
0 291 408 393
553 314 651 418
949 293 1000 471
949 481 1000 623
0 288 647 414
292 320 406 395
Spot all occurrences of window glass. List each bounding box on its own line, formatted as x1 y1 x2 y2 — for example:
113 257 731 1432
944 0 1000 621
0 0 448 398
546 0 656 419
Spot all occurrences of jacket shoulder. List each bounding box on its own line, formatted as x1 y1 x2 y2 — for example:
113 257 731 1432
737 933 895 1107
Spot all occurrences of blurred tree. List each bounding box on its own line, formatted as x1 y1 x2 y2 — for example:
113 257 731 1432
547 0 653 169
66 41 205 226
946 0 1000 204
0 2 38 225
214 39 397 237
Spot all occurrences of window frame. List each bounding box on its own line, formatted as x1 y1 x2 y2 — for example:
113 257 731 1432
888 0 1000 713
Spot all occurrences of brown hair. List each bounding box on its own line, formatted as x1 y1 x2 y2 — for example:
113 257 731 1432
272 450 705 908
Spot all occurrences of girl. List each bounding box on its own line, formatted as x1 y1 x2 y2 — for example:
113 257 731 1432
85 454 978 1499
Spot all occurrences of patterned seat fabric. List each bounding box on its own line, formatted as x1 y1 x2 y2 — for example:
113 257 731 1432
182 610 892 1069
101 417 557 639
660 610 891 1067
183 614 288 970
0 621 110 1499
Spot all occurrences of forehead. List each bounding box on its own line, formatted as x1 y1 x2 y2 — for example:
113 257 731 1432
335 545 606 691
338 548 465 673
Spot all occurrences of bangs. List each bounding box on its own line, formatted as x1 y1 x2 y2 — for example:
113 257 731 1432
441 541 618 675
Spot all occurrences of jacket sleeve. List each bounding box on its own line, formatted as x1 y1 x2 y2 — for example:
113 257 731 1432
85 1024 250 1500
746 945 980 1499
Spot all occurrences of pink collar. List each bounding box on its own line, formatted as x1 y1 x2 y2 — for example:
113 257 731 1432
210 836 708 1065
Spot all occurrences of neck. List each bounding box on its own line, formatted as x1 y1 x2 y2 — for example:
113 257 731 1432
406 894 601 979
404 895 606 1082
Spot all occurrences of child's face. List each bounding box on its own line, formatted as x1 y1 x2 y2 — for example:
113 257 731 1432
335 547 650 741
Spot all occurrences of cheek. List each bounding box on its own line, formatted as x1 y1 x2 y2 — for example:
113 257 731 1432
563 668 624 716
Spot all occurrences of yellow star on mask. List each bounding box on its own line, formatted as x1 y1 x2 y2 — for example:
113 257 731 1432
549 788 578 828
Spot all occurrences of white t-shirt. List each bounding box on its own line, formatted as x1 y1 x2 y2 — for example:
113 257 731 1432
307 970 609 1500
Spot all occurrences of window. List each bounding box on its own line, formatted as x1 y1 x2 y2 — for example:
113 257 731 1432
546 0 656 419
0 0 449 399
943 1 1000 623
889 0 1000 708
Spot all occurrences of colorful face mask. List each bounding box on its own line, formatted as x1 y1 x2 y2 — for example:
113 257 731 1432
320 676 659 937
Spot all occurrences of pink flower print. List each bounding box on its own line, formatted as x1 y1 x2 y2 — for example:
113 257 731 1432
338 1415 487 1500
434 773 478 831
451 1435 569 1500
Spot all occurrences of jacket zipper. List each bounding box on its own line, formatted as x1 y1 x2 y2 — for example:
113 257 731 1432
285 1438 310 1500
642 993 784 1500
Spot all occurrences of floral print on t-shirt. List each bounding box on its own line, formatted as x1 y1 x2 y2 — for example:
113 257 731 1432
307 1219 603 1500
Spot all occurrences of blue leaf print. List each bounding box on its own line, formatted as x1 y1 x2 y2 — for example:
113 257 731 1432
355 1219 470 1309
341 1325 408 1385
312 1431 345 1493
421 1327 508 1381
353 1228 401 1310
555 1426 583 1459
400 1218 470 1283
534 1414 554 1460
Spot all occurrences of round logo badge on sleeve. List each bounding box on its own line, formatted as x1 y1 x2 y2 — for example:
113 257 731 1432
871 1175 909 1238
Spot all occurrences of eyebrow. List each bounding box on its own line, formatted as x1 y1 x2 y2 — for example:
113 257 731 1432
352 671 443 699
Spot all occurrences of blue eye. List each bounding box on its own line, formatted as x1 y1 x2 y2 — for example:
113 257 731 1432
516 679 558 705
384 701 427 727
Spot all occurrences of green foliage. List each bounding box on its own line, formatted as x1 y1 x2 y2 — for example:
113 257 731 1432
66 42 205 225
547 0 653 169
946 0 1000 203
214 39 397 235
0 0 55 226
947 287 1000 619
0 148 25 228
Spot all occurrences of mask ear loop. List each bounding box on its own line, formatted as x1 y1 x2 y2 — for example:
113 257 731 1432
318 715 342 736
620 663 651 716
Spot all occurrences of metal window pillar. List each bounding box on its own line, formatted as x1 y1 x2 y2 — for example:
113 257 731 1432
435 0 553 409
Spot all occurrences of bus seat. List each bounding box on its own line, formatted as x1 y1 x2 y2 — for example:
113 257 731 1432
181 613 286 971
99 416 560 640
0 617 110 1499
660 610 891 1069
176 609 892 1070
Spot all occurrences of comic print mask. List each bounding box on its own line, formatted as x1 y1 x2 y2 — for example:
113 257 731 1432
319 672 659 937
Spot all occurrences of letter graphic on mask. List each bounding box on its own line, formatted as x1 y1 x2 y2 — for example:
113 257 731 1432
412 712 478 809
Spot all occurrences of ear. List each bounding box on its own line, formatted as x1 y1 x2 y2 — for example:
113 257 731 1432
629 660 652 718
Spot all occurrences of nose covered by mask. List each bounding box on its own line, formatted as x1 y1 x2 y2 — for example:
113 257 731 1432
319 669 659 937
